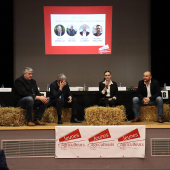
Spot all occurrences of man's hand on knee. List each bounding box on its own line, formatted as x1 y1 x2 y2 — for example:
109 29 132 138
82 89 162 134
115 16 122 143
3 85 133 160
68 96 72 103
35 96 48 104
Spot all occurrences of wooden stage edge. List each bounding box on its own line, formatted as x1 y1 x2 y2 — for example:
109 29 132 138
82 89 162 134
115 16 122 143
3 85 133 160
1 121 170 130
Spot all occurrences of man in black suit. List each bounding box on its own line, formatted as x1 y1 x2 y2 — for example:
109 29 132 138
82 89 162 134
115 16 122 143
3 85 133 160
98 71 118 107
50 73 82 124
0 149 9 170
132 71 163 123
13 67 49 126
80 26 89 36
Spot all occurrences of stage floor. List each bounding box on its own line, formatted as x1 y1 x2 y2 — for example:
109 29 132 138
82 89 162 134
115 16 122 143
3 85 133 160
1 121 170 130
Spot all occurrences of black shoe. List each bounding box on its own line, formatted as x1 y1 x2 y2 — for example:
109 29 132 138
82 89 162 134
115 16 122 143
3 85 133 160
70 118 82 123
58 120 63 124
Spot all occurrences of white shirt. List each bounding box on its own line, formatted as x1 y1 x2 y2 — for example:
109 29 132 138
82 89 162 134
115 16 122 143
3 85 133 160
144 80 151 98
102 80 116 99
83 31 86 36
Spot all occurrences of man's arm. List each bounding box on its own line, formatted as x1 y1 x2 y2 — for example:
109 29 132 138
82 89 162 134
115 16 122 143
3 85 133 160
14 79 36 99
50 83 63 99
149 80 162 101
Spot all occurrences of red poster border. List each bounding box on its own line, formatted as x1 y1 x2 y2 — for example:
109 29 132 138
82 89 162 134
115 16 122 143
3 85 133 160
44 6 112 55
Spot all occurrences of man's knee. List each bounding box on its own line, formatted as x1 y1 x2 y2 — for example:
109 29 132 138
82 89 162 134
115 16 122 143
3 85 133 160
156 96 163 104
26 96 34 104
133 97 139 104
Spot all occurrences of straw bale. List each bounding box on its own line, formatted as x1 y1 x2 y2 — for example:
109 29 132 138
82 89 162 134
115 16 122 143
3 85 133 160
0 106 72 126
0 107 27 126
41 106 72 123
163 104 170 121
140 104 170 122
85 105 126 125
140 106 158 121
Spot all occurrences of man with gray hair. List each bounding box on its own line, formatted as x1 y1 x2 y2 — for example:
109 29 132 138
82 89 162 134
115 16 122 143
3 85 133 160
50 73 81 124
55 25 64 36
13 67 49 126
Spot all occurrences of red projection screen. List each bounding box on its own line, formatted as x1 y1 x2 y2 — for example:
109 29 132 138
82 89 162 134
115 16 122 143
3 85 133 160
44 6 112 55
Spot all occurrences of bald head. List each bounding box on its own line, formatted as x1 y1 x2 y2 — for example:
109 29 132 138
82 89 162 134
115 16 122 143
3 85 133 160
143 71 152 83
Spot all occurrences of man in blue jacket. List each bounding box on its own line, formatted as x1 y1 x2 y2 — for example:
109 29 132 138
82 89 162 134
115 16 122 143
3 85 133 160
132 71 163 123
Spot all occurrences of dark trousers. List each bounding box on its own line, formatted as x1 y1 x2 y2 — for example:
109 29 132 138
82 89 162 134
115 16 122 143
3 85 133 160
51 98 77 116
16 96 48 122
98 98 117 107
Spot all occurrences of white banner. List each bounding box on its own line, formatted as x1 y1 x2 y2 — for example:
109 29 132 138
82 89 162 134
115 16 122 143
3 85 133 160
55 125 145 158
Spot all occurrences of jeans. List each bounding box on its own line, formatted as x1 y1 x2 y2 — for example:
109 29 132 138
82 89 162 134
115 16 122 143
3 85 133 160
16 96 48 122
132 96 163 118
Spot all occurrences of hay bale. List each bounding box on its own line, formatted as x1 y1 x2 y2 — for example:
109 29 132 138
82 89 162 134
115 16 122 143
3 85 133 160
140 106 158 121
163 104 170 121
140 104 170 122
85 105 126 125
41 106 72 123
0 107 27 126
0 106 72 126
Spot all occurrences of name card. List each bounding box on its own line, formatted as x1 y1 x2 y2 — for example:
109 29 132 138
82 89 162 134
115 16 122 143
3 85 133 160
88 87 99 91
161 90 168 99
166 86 170 90
0 88 12 92
70 87 79 91
118 87 126 91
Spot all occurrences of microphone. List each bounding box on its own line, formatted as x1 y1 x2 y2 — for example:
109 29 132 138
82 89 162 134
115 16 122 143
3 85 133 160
106 79 109 89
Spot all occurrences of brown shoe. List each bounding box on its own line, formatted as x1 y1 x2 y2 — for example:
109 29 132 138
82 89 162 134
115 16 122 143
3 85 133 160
34 120 46 125
157 118 163 123
131 118 141 122
27 122 35 126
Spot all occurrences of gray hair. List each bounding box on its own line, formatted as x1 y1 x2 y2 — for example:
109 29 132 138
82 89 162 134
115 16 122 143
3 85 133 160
23 67 33 73
57 25 62 30
57 73 66 80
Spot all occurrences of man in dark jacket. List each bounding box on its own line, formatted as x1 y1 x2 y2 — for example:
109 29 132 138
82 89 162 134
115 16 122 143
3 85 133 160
13 67 49 126
0 149 9 170
50 73 81 124
132 71 163 123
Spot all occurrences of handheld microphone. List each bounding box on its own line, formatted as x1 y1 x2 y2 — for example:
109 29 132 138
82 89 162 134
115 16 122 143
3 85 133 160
106 79 109 89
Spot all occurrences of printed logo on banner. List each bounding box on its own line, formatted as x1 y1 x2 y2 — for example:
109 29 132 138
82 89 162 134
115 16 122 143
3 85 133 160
117 128 144 150
58 129 85 150
88 128 114 150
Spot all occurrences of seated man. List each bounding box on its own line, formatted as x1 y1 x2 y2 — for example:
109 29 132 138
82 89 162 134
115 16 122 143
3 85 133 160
50 73 81 124
0 149 9 170
13 67 49 126
132 71 163 123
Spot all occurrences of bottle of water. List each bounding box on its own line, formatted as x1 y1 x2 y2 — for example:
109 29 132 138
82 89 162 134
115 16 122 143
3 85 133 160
1 84 4 88
119 83 122 87
83 83 86 91
164 83 166 90
47 84 50 91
